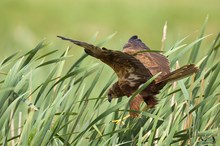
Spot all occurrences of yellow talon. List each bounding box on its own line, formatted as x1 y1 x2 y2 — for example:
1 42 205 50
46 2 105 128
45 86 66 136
111 115 130 125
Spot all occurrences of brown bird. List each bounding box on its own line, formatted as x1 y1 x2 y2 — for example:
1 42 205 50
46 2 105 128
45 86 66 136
57 35 198 118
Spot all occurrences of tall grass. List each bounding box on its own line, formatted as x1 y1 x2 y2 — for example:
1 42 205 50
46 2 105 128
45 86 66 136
0 29 219 145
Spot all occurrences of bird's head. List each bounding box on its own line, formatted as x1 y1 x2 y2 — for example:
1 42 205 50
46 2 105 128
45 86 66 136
107 82 125 102
107 88 117 102
107 88 125 102
107 89 113 102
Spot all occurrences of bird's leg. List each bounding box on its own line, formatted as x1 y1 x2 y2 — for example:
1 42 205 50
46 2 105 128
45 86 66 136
129 94 143 117
111 95 143 125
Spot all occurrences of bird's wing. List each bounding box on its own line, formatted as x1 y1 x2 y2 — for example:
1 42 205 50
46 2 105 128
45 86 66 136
58 36 153 95
123 35 151 50
123 35 170 81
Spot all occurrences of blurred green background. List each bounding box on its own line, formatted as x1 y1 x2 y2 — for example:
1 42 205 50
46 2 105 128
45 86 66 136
0 0 219 58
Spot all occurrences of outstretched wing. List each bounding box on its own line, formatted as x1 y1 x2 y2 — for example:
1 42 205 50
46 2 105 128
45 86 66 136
123 35 170 82
58 36 153 96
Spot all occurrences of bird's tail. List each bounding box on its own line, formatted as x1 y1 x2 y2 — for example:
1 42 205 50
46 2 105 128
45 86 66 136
156 64 198 84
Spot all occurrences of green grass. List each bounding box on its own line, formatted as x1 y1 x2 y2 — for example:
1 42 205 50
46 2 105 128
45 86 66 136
0 27 220 146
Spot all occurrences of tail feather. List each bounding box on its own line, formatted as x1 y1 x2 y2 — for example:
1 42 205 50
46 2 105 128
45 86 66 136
156 64 198 84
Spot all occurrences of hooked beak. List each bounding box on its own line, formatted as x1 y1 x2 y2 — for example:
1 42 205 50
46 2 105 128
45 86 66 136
108 94 112 102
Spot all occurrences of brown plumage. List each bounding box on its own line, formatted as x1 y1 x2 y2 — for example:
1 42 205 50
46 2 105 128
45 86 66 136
57 35 199 117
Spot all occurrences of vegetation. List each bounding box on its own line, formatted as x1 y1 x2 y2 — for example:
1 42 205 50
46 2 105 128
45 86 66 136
0 25 219 145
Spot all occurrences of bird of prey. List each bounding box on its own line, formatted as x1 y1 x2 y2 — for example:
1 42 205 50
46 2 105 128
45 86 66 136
57 35 198 117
